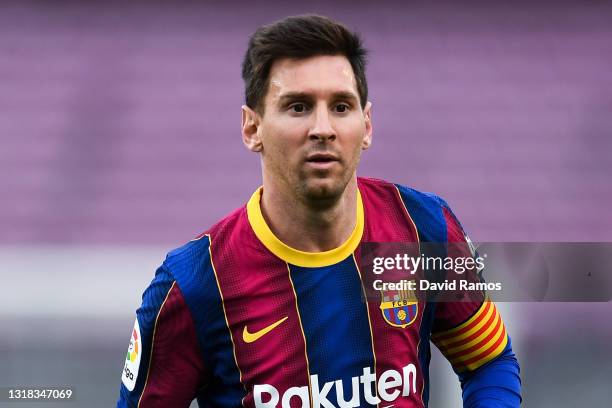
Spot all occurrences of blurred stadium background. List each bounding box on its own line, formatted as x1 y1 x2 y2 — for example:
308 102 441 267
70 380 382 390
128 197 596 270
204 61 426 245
1 1 611 406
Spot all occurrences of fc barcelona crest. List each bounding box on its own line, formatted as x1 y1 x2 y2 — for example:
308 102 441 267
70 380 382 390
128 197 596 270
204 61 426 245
380 286 418 328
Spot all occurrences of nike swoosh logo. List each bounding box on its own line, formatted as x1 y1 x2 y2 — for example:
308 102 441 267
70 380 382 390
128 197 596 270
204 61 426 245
242 316 288 343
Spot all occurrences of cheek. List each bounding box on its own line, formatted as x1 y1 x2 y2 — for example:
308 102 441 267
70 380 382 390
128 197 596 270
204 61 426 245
338 121 366 149
263 121 307 159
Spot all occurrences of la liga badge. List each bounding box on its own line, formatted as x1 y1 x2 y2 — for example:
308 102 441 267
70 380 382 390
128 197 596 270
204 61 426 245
122 318 142 391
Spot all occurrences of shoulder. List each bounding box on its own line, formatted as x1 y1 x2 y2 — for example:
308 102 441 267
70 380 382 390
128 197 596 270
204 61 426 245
164 206 245 267
358 176 446 206
358 177 465 243
394 182 449 212
161 205 247 301
394 181 457 243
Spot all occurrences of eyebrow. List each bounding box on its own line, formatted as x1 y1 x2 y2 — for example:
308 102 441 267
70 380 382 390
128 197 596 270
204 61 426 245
277 91 359 105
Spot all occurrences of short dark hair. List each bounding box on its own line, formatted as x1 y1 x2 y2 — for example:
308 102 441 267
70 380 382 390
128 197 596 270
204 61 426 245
242 14 368 114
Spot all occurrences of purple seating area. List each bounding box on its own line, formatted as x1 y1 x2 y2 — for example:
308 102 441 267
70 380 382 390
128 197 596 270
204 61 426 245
1 1 611 244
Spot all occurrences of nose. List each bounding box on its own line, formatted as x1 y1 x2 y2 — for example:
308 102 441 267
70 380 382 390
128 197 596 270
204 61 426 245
308 104 336 142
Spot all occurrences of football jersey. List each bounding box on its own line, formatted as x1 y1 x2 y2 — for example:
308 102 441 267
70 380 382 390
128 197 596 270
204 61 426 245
117 177 510 408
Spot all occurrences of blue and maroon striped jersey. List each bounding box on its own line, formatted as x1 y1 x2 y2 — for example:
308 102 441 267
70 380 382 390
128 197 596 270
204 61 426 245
117 177 513 408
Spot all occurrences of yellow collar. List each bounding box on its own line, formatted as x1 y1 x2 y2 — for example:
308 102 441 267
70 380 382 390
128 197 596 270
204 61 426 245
246 187 364 267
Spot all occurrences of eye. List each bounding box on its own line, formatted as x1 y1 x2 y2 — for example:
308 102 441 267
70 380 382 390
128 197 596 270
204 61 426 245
290 103 307 113
335 103 350 113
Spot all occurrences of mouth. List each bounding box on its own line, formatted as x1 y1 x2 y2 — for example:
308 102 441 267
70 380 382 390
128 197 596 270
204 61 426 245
305 153 339 163
304 153 340 170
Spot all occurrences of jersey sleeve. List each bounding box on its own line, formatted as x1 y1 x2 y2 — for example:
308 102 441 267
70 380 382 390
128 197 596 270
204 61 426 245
432 297 509 373
430 203 509 374
117 264 207 407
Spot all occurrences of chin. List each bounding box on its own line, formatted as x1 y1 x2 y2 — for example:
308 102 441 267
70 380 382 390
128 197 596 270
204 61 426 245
300 178 346 202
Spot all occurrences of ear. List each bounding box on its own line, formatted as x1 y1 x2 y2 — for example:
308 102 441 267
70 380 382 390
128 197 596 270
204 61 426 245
362 101 373 150
241 105 263 152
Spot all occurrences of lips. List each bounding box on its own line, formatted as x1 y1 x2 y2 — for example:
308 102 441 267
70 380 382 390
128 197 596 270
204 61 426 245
304 153 340 171
305 153 340 163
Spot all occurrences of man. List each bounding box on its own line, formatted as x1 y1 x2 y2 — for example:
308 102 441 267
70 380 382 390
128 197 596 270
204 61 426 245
117 15 521 408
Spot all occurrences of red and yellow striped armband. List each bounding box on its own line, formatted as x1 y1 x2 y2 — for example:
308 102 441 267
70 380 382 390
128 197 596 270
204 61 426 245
431 299 508 372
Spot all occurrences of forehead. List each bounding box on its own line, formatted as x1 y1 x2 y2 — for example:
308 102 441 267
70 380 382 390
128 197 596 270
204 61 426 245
266 55 358 101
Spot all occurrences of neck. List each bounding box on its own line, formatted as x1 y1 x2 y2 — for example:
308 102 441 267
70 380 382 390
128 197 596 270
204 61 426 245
260 177 359 253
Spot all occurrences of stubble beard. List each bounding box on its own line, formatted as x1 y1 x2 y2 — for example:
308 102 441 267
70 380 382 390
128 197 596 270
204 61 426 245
296 155 360 210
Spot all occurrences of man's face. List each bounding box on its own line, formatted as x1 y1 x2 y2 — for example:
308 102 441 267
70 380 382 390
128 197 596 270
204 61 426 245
243 55 372 203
